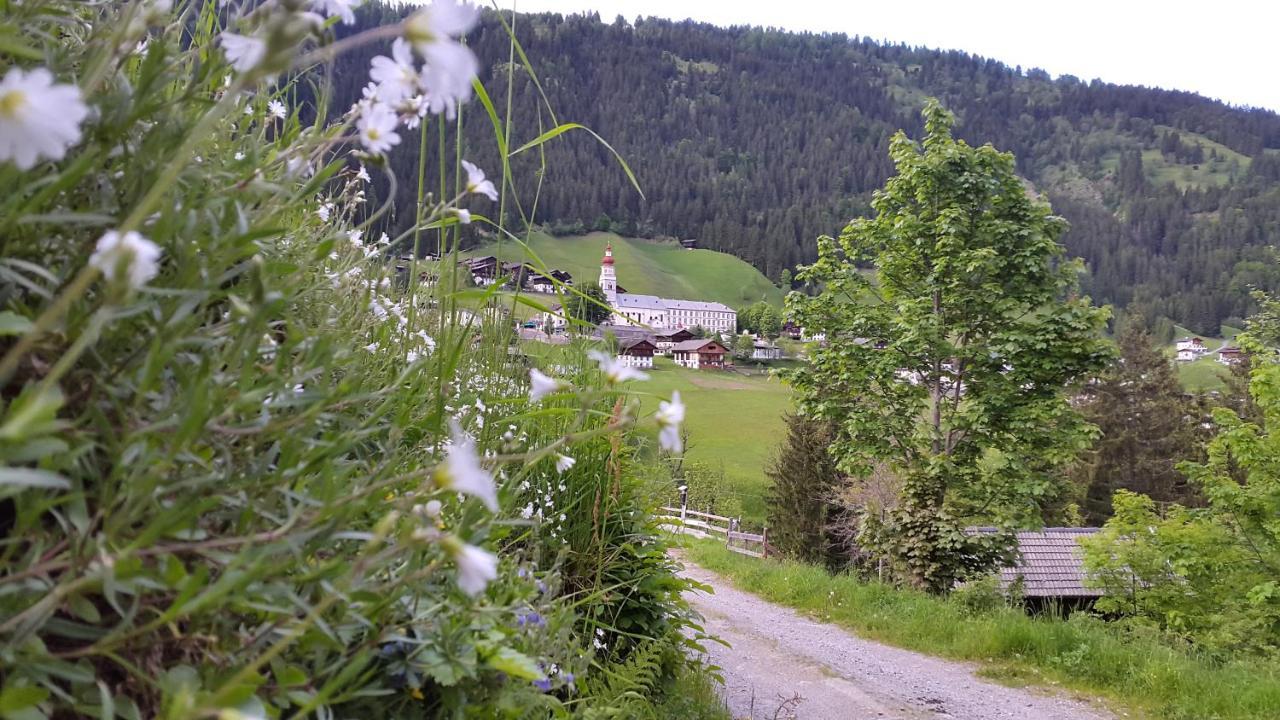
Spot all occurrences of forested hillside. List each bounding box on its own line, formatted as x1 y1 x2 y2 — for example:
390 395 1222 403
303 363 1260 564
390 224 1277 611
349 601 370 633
336 3 1280 334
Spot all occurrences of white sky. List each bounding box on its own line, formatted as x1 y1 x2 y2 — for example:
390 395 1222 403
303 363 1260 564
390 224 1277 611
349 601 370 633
479 0 1280 112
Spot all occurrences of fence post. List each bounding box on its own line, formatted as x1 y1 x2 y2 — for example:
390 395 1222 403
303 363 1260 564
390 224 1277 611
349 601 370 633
726 518 734 547
762 526 769 558
678 484 688 532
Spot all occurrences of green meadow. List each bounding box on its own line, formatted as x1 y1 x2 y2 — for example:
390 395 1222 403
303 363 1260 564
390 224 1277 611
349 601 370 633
470 231 786 309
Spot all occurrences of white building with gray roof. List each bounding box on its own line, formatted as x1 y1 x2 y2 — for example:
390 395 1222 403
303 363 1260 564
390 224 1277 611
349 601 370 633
597 243 736 333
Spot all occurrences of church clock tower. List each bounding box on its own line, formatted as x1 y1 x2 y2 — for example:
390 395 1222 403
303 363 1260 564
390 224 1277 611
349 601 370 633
599 242 618 305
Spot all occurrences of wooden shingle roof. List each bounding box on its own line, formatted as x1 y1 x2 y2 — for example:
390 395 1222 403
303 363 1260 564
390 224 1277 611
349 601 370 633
970 527 1102 599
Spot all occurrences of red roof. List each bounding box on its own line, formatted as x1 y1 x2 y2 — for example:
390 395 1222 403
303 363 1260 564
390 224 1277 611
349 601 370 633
601 243 614 266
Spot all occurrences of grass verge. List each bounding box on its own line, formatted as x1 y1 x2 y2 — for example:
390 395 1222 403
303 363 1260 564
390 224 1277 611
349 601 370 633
685 540 1280 720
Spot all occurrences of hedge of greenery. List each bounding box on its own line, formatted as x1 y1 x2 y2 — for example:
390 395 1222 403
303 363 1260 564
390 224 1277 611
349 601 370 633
0 2 716 718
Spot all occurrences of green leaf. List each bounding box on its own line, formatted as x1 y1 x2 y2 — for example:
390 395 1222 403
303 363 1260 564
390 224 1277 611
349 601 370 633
0 386 66 442
0 311 33 337
0 468 70 497
274 665 308 688
0 685 49 715
483 647 543 681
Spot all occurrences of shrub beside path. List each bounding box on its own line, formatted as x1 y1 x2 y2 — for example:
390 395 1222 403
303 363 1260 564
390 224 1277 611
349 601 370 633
679 558 1114 720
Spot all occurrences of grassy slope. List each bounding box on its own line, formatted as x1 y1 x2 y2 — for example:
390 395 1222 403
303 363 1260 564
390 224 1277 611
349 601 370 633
684 540 1280 720
1169 325 1239 392
639 358 792 522
471 231 785 309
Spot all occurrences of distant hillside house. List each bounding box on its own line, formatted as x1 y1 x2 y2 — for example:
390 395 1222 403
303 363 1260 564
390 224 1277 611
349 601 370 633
752 340 784 360
969 527 1103 606
617 338 657 368
653 327 696 355
1219 346 1244 365
597 243 736 333
1175 336 1209 362
671 338 728 369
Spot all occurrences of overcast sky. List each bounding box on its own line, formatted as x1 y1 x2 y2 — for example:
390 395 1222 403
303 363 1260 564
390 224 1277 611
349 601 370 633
478 0 1279 112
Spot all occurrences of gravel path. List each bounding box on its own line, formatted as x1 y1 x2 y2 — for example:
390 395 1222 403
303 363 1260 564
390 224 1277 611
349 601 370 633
680 559 1114 720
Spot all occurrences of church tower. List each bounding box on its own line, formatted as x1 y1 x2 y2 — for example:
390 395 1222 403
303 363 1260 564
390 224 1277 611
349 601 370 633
599 242 618 305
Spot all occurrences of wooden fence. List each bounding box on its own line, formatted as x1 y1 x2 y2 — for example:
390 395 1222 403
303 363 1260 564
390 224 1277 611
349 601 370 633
658 505 771 558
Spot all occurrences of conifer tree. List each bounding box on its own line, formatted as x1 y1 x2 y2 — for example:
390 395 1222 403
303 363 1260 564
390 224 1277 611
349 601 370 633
1073 318 1204 522
765 413 842 566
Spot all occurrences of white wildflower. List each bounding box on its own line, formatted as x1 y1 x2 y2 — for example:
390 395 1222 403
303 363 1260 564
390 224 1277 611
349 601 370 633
454 208 471 224
588 349 649 384
349 229 364 245
433 421 498 511
89 231 162 289
405 1 480 118
310 0 363 24
356 102 401 155
220 33 266 74
424 499 442 517
368 38 419 104
529 368 566 402
267 99 287 120
655 391 685 453
461 160 497 201
316 202 334 222
555 454 576 474
356 164 372 182
234 151 245 160
443 537 498 597
0 67 89 170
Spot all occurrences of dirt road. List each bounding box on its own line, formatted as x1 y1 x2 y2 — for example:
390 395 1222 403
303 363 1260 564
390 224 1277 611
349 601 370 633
680 560 1113 720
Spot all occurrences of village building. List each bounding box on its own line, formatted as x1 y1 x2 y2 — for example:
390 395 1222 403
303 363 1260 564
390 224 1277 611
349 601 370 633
597 244 737 333
653 327 696 355
751 340 784 361
617 338 657 369
1175 337 1209 362
1218 346 1244 365
671 338 728 369
969 527 1103 608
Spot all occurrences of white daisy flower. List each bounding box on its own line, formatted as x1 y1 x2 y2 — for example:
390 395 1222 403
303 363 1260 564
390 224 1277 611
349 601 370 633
89 230 162 289
220 33 266 74
267 99 287 120
555 454 576 474
356 102 401 155
369 38 420 104
461 160 497 201
417 43 479 119
529 368 566 402
443 537 498 597
0 67 89 170
310 0 363 24
588 349 649 384
655 391 685 453
433 421 498 511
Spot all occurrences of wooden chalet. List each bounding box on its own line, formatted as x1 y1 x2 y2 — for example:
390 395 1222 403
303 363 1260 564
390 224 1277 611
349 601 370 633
968 527 1103 609
653 327 696 355
671 338 728 369
618 338 657 368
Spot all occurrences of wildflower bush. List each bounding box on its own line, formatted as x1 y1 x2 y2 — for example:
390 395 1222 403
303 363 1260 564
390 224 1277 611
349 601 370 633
0 1 715 718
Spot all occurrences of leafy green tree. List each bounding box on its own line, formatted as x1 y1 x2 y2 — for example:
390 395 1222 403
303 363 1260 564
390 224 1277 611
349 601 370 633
757 305 782 339
779 268 793 289
784 101 1112 592
732 334 755 359
1071 317 1205 522
766 413 844 567
566 282 612 327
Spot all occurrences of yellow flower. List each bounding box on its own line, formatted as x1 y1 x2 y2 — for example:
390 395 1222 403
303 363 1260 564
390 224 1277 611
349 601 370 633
410 687 424 700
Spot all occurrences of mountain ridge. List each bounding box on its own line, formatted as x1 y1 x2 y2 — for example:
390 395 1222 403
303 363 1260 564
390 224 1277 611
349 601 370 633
337 4 1280 334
